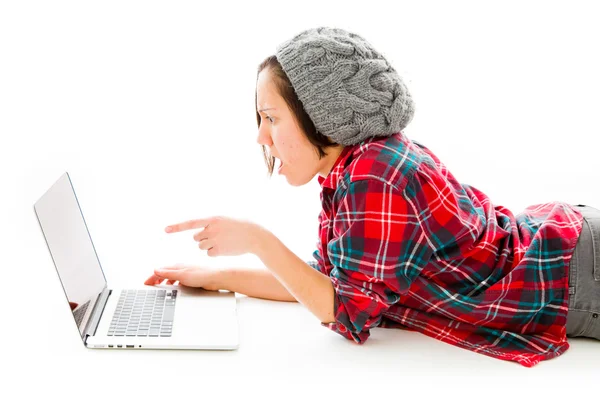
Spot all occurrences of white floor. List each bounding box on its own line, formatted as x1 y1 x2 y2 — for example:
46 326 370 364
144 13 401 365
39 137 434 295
9 285 600 399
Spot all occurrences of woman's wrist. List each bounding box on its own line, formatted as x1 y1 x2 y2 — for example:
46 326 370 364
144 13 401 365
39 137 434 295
214 267 233 292
250 225 277 260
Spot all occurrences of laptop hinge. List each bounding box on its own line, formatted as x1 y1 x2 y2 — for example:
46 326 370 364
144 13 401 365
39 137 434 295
83 286 112 343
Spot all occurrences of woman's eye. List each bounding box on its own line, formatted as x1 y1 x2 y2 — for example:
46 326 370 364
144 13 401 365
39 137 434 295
266 116 274 123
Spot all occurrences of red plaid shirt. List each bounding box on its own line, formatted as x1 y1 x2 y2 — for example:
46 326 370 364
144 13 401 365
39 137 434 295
308 132 584 367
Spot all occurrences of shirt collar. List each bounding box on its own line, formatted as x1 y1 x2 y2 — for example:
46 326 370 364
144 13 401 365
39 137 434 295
317 134 405 190
318 144 357 190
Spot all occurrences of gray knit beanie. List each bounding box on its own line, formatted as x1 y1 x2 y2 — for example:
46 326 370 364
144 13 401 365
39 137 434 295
275 27 415 146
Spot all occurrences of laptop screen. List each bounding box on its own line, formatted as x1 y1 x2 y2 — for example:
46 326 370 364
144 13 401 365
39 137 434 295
34 172 107 338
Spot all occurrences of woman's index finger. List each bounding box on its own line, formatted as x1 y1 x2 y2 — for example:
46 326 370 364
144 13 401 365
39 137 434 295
166 218 210 233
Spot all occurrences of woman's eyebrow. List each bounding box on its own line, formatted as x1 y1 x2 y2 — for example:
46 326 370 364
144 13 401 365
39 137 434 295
258 108 276 113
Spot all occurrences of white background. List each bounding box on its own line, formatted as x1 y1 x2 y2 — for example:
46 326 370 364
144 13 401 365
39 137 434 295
2 0 600 398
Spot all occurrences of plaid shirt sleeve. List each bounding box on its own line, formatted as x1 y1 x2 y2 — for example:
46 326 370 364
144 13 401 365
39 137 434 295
320 178 434 343
306 260 321 272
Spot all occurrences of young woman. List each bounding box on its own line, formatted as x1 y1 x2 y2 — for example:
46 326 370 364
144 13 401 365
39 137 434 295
144 27 599 367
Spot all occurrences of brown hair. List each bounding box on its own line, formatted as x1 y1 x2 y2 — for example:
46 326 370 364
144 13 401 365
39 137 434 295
255 55 337 176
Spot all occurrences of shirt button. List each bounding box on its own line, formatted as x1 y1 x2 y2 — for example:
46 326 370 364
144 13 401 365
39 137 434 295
593 313 598 318
339 324 347 333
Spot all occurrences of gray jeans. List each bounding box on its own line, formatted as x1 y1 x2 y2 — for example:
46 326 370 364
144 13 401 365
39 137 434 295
566 204 600 339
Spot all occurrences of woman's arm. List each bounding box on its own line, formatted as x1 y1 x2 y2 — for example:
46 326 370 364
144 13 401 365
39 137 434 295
161 217 335 323
220 267 298 302
252 229 336 324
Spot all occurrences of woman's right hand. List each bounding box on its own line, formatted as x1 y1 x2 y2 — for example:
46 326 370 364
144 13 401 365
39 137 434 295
144 263 223 291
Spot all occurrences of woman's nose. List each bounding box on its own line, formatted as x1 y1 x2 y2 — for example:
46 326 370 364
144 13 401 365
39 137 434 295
256 127 273 146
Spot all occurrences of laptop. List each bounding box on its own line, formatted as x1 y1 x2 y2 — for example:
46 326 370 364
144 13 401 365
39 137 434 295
34 172 239 350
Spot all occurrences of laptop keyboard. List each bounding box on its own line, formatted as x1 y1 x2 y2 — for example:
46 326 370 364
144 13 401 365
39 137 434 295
108 289 177 337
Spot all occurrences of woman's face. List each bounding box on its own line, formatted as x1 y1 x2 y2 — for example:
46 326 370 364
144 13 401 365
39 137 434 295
255 68 342 186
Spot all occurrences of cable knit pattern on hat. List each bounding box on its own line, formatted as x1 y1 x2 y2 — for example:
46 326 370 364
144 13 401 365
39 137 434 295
275 27 415 146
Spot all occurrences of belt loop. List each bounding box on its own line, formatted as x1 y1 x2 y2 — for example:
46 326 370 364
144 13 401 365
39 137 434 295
584 211 600 281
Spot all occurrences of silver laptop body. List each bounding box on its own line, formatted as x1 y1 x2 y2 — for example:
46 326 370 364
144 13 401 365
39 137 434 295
34 172 239 350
